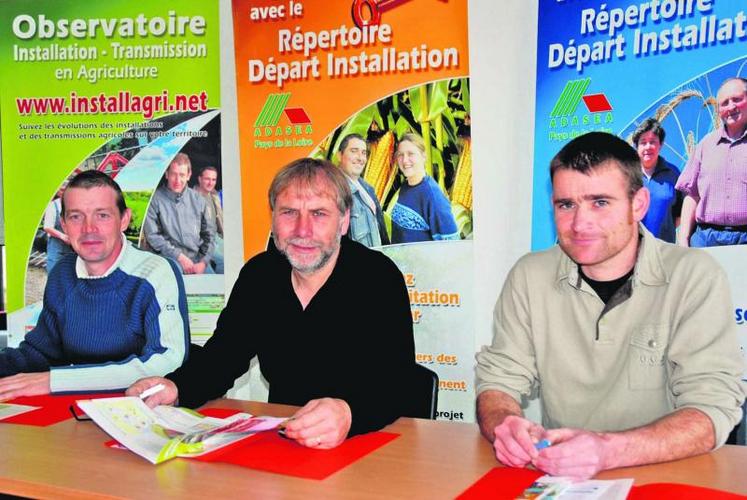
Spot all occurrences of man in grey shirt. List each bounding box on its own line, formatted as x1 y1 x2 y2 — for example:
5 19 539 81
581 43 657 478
144 153 215 274
476 132 744 479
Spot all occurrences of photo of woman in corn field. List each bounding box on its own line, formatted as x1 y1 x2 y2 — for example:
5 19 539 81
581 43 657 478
311 78 472 246
390 133 458 243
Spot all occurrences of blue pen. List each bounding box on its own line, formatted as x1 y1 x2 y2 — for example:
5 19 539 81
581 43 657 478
535 439 552 450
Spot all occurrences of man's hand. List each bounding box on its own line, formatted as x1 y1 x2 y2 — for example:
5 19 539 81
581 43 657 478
192 260 207 274
532 427 611 479
176 254 195 274
125 377 178 408
283 398 352 449
0 372 51 400
492 414 546 468
676 234 690 247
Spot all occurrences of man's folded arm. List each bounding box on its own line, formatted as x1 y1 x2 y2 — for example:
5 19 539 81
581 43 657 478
475 261 538 427
0 286 69 377
0 322 58 377
476 389 524 442
574 408 715 471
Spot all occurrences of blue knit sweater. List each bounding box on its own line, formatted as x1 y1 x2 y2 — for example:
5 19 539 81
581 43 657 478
391 176 459 243
0 242 190 392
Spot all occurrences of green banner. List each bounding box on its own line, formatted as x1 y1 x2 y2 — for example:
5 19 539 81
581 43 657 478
0 0 220 312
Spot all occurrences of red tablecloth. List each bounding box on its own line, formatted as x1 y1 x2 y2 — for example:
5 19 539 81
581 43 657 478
457 467 747 499
3 393 122 426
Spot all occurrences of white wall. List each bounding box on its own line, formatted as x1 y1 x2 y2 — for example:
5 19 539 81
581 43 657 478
217 0 243 288
469 1 537 350
469 1 540 419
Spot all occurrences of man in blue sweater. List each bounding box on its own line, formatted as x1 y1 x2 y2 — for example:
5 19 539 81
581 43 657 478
0 171 190 399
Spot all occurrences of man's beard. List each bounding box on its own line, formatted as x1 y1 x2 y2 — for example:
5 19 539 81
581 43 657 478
274 229 342 274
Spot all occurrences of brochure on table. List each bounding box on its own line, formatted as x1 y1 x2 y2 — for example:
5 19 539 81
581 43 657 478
77 397 284 464
519 475 633 500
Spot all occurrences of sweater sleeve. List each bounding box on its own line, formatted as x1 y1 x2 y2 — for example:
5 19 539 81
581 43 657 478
0 288 66 376
49 258 189 392
345 257 416 436
427 183 459 241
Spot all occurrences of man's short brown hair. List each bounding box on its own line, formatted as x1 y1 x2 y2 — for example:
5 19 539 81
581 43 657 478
62 170 127 216
168 153 192 174
550 132 643 199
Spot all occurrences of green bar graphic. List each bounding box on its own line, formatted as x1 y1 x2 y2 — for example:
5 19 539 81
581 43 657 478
265 93 290 126
551 78 591 117
550 81 574 118
564 78 590 116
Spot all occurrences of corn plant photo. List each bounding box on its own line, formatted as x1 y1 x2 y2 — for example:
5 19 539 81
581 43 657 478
311 78 472 245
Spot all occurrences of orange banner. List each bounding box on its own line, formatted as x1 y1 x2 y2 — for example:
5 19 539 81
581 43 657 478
232 0 469 257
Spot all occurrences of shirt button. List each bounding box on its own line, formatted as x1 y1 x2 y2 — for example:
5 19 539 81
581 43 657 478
648 340 658 348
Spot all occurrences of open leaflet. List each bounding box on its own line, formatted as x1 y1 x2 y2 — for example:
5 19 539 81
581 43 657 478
517 475 633 500
77 396 286 464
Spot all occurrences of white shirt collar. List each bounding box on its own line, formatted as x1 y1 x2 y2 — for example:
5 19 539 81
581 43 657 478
75 233 128 279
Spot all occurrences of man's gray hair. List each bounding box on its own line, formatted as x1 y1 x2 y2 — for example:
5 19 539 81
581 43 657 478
718 77 747 97
268 158 353 215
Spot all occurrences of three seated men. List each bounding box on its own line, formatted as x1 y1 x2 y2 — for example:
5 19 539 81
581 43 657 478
3 141 743 465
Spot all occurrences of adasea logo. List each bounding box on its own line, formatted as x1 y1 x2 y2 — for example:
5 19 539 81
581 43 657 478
548 77 614 141
253 93 313 149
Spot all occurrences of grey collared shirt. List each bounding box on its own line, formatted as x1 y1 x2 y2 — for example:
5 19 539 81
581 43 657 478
476 225 745 446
